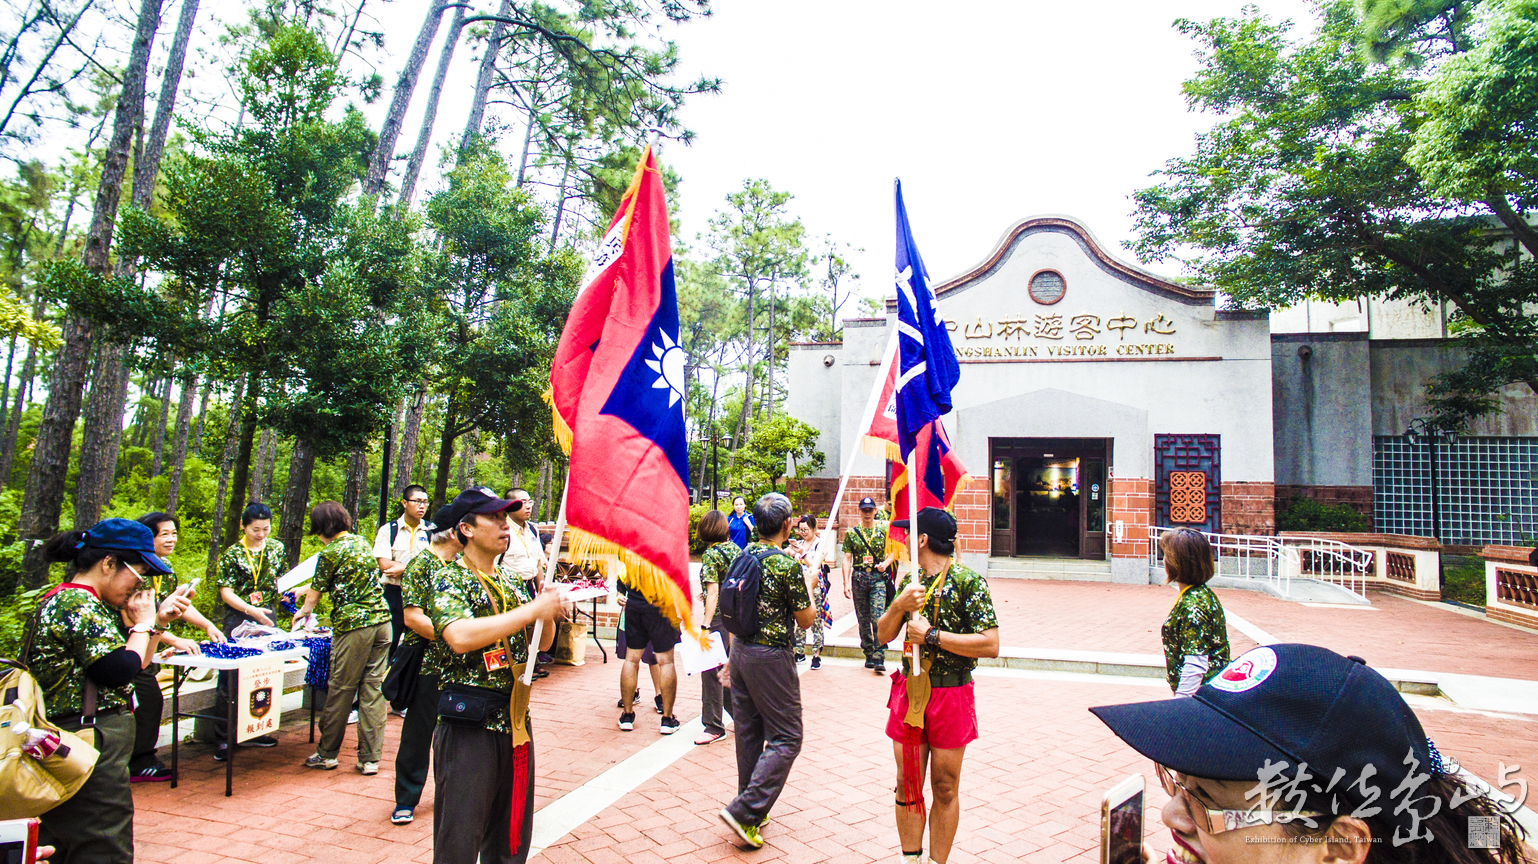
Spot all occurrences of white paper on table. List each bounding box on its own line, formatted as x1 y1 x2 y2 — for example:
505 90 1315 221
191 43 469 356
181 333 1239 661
277 553 319 594
678 631 727 676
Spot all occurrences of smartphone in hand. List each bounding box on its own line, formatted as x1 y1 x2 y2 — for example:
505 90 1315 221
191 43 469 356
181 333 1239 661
1101 774 1144 864
0 818 40 864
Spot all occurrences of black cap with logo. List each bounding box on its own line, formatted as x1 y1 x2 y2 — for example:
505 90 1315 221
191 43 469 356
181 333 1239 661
436 487 517 531
1090 644 1439 834
858 496 878 510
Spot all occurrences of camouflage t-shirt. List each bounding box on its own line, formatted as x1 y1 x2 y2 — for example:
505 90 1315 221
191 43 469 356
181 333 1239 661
743 542 811 649
216 541 288 614
1161 584 1231 693
904 562 999 681
312 532 390 633
842 524 888 572
700 541 739 627
430 560 531 734
26 586 132 719
400 545 454 677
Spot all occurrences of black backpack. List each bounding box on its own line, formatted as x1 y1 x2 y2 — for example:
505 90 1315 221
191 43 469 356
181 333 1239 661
719 547 786 640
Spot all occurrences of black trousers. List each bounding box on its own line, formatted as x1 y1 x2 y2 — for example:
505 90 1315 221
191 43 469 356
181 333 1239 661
432 720 535 864
383 583 404 659
129 664 162 772
394 671 440 809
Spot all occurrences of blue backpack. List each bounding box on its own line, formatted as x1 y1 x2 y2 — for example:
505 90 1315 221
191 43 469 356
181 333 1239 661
719 547 786 640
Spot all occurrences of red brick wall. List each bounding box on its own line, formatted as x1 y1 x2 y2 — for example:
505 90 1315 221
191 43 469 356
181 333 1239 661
1221 481 1276 535
786 477 839 517
1110 477 1154 559
954 476 990 555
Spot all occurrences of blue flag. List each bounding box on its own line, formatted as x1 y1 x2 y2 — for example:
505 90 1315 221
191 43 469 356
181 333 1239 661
893 179 960 460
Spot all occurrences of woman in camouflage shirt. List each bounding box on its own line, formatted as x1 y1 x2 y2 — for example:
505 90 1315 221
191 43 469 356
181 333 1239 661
27 518 187 863
211 502 287 755
293 501 392 773
695 509 737 744
1159 528 1231 695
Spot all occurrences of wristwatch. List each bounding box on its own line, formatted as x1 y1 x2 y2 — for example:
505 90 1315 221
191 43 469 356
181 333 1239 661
924 627 941 647
127 623 158 635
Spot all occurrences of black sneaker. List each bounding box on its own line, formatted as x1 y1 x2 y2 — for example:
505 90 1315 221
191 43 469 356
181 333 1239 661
618 712 635 731
796 654 807 663
130 762 173 783
863 657 875 669
810 657 821 670
654 694 663 714
239 734 278 748
874 662 886 674
660 715 679 735
213 743 228 762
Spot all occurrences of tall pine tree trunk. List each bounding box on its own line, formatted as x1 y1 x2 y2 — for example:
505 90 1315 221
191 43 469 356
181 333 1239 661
432 398 461 508
222 380 260 543
398 2 463 206
342 448 367 523
0 333 17 436
72 0 197 527
460 0 513 152
150 374 171 475
164 372 197 515
363 0 448 199
205 375 245 579
394 382 427 497
277 437 317 566
190 383 210 455
0 337 35 486
249 427 275 502
18 0 164 586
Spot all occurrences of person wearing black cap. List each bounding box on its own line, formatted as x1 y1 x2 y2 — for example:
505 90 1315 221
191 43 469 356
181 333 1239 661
876 507 999 864
1091 644 1531 864
844 495 896 672
24 517 189 863
389 501 465 825
429 487 563 864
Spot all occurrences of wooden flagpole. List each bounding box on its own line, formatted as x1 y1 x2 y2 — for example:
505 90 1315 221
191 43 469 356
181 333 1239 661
522 479 569 685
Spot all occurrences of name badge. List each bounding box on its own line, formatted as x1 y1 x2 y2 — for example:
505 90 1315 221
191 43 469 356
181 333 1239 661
482 647 509 672
862 555 873 566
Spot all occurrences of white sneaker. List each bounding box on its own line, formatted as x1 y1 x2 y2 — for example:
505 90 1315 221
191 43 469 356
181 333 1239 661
357 761 379 775
347 710 359 725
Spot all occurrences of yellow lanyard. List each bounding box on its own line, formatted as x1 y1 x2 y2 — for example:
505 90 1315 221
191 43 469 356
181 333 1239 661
471 566 510 614
240 540 266 586
919 564 951 620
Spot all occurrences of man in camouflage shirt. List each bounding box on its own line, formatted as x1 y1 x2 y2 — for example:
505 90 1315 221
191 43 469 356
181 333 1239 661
843 496 896 672
877 508 1000 864
718 493 814 851
293 501 392 773
429 489 561 864
390 506 464 824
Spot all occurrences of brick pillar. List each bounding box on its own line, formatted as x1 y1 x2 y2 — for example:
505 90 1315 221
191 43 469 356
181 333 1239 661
1110 477 1154 559
954 476 990 556
1220 481 1276 535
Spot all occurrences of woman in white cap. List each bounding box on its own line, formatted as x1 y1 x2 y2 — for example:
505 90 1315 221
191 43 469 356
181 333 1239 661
1091 644 1529 864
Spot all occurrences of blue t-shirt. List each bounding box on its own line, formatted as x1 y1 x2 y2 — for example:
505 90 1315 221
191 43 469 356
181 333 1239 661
727 512 754 549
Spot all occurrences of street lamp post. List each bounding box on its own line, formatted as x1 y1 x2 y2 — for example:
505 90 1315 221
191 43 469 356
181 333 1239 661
1404 419 1457 590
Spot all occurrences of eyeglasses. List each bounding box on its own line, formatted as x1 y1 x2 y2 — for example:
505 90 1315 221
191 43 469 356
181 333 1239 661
1155 764 1322 835
404 498 429 505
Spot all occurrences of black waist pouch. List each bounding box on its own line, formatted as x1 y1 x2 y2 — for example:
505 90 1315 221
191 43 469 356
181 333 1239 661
437 683 507 726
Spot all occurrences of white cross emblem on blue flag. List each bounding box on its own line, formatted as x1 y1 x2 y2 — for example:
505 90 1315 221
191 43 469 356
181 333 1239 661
892 179 961 460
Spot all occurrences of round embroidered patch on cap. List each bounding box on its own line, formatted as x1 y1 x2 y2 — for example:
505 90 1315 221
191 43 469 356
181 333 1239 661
1209 646 1278 693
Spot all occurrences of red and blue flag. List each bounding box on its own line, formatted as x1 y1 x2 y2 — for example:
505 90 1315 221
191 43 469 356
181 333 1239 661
549 146 692 628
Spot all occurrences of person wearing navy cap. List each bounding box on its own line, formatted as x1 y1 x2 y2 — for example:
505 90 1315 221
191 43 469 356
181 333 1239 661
843 495 897 672
1091 644 1530 864
25 518 190 863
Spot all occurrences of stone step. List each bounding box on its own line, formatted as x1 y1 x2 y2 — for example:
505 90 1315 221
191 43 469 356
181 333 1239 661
987 557 1114 581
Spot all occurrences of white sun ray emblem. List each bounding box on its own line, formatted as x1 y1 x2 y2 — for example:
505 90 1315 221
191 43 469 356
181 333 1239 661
644 329 686 408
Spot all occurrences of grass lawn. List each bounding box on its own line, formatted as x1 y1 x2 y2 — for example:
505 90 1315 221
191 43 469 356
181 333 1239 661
1441 555 1487 607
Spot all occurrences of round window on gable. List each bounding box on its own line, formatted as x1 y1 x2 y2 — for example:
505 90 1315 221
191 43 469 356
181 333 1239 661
1028 270 1066 305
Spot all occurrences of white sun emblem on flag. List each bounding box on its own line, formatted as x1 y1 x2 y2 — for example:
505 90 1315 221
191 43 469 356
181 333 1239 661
645 330 686 408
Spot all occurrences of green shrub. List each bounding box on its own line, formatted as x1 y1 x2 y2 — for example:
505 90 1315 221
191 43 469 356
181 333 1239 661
1277 497 1372 533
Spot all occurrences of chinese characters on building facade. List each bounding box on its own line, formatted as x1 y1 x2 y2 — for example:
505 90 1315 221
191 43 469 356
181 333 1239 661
950 311 1181 360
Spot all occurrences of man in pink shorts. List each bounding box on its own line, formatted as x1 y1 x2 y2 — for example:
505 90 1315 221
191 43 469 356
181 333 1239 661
877 508 1000 864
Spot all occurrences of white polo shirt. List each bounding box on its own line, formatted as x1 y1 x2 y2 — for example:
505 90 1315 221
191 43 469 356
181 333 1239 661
501 517 544 582
372 516 430 587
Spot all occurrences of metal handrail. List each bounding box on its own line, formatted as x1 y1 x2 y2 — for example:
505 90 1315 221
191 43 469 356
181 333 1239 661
1145 526 1371 601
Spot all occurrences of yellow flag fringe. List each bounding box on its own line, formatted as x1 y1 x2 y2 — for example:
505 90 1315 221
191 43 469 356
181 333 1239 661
564 525 696 636
862 435 902 463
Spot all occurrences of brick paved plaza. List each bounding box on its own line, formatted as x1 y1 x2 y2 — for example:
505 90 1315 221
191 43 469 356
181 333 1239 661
132 580 1538 864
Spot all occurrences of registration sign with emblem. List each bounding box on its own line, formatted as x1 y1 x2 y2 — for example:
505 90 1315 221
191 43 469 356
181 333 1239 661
236 659 285 743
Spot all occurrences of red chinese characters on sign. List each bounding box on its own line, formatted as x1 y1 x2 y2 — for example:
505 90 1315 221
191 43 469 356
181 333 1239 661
1169 471 1208 524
